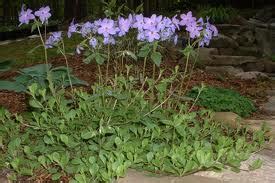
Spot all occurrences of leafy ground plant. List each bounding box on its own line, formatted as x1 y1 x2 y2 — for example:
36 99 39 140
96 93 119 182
0 64 87 92
0 76 270 182
187 86 256 117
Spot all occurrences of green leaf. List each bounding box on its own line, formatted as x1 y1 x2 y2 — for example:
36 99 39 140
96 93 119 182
60 134 69 146
249 159 263 171
150 51 162 67
138 44 151 58
52 173 62 181
29 99 43 109
0 81 25 92
38 155 47 168
81 131 96 140
115 137 122 146
95 53 106 65
83 54 95 64
124 50 137 61
75 173 87 183
146 152 154 162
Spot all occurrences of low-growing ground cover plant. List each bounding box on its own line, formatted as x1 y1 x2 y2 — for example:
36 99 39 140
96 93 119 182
187 86 256 117
0 77 270 182
0 3 270 183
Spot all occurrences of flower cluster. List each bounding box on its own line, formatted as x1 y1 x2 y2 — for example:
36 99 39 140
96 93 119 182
45 32 62 48
19 5 51 26
19 4 218 52
67 11 218 51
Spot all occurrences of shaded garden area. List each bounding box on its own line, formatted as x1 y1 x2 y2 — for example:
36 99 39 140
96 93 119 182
0 0 275 182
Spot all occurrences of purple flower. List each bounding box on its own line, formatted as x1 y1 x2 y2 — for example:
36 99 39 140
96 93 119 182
34 6 51 24
180 11 196 26
137 31 146 41
80 22 93 37
172 15 180 30
143 14 162 30
19 5 35 26
199 20 218 47
133 14 145 31
89 38 98 48
145 29 160 42
186 22 202 39
118 16 132 36
97 18 118 37
68 19 79 38
45 31 62 48
103 36 116 45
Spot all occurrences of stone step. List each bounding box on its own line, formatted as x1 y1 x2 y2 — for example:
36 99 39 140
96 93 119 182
206 55 258 66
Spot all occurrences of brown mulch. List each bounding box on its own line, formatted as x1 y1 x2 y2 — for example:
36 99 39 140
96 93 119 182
0 55 272 117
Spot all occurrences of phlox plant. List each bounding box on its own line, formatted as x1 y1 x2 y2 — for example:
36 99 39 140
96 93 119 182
19 4 73 91
65 10 218 88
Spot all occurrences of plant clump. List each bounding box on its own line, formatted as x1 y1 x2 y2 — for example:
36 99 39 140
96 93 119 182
187 86 256 117
0 78 269 182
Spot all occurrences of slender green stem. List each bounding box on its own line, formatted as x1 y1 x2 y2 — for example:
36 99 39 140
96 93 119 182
105 44 111 83
142 57 147 79
36 21 48 66
98 65 103 85
59 40 73 91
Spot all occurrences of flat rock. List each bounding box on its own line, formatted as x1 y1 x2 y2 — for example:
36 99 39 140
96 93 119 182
235 71 269 80
118 169 223 183
209 34 239 49
212 112 242 128
0 40 12 46
205 66 244 76
262 97 275 115
206 55 258 66
28 34 40 39
244 119 275 136
241 62 265 72
196 154 275 183
264 61 275 73
197 48 219 63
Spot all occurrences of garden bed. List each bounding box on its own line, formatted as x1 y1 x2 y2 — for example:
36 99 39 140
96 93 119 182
0 54 271 115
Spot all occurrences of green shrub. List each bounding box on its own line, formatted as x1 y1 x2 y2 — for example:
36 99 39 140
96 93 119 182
197 5 237 24
0 64 87 92
187 86 256 117
0 77 268 182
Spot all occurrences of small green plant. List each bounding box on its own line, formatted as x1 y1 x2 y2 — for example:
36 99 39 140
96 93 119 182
197 5 237 24
0 64 87 92
0 59 14 72
187 86 256 117
0 76 270 182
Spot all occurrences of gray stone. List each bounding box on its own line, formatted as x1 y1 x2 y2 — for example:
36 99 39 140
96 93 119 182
267 90 275 96
218 48 235 55
0 40 12 46
197 48 219 63
262 96 275 115
235 46 262 57
28 34 40 39
118 169 223 183
206 55 258 66
216 24 241 37
254 27 275 56
205 66 243 76
212 112 242 128
241 62 265 72
209 34 239 49
235 71 269 80
236 30 255 47
264 61 275 73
